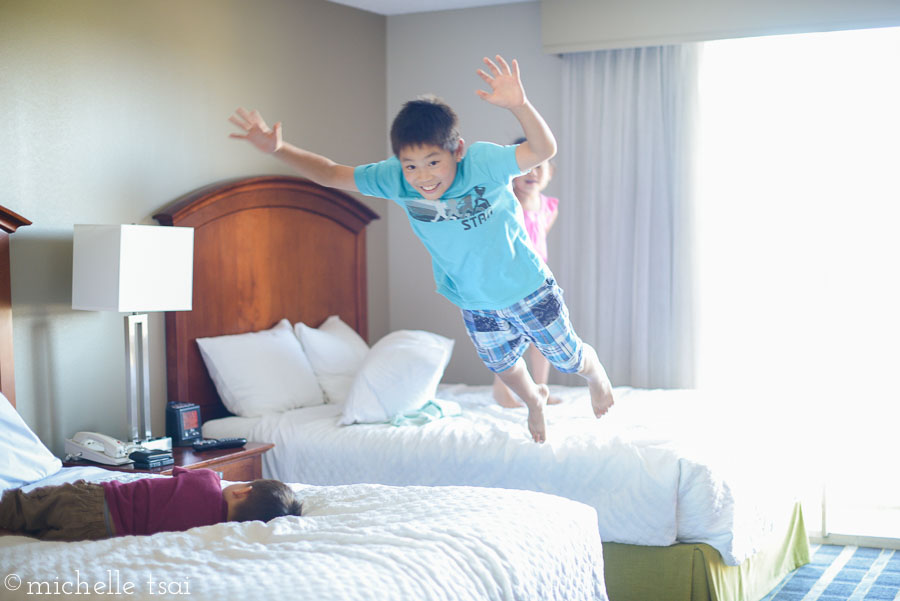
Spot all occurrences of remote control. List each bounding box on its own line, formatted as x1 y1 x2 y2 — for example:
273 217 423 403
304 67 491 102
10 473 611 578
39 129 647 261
192 437 247 452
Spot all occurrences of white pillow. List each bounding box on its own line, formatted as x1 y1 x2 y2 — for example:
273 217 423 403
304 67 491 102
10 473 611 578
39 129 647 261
339 330 454 425
0 392 62 492
294 315 369 405
196 319 325 417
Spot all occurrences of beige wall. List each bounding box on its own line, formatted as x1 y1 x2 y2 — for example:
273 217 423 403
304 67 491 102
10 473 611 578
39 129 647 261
386 2 563 385
2 0 389 453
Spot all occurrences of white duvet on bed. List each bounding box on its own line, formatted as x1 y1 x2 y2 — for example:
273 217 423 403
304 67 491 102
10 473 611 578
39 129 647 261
204 384 799 565
0 469 606 601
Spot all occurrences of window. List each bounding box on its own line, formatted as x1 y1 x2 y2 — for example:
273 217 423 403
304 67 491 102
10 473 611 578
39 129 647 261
696 27 900 541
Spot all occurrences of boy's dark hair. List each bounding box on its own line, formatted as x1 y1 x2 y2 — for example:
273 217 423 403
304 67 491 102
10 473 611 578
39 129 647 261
230 479 302 523
390 95 460 156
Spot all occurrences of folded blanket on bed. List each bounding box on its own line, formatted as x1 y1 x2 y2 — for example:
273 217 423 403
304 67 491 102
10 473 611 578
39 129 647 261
391 399 462 427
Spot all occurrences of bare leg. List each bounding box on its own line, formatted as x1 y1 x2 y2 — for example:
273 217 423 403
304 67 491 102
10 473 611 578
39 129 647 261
527 345 563 405
495 358 549 443
576 344 615 417
492 374 523 408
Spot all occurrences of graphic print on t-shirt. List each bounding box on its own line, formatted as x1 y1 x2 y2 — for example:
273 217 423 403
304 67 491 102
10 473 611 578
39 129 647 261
405 186 493 230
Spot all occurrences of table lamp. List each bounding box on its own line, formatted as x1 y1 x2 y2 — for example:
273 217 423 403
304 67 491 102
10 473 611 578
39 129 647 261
72 224 193 449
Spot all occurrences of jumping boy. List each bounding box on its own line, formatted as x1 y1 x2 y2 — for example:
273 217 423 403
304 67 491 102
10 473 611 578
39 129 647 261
228 55 614 443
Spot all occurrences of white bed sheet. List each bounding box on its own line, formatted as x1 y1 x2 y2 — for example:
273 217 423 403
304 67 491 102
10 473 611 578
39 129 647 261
0 468 607 601
204 384 799 565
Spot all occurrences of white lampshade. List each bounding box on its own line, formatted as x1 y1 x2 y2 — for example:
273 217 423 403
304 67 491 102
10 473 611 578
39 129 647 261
72 224 193 312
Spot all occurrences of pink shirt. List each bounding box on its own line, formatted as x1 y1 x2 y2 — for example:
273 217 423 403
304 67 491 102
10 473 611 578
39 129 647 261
521 194 559 263
102 467 226 536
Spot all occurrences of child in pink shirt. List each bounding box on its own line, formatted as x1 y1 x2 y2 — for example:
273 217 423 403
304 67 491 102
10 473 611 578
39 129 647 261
0 467 301 541
493 137 563 408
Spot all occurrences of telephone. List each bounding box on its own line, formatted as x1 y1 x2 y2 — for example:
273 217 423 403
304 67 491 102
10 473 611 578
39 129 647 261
64 432 134 466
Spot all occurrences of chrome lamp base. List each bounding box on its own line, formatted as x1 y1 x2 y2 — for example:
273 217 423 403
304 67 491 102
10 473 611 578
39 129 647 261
124 313 170 451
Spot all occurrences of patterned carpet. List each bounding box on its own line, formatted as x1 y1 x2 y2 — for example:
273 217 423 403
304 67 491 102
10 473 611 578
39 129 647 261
763 544 900 601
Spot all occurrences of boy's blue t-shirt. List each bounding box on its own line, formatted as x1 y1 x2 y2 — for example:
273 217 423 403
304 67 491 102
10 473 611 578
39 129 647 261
354 142 548 310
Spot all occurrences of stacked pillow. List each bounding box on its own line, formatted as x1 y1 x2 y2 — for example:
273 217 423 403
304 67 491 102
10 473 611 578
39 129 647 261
197 319 325 417
196 316 454 425
294 315 370 405
337 330 453 425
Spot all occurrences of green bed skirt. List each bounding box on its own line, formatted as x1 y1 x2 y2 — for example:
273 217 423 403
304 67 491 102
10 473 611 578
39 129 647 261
602 502 810 601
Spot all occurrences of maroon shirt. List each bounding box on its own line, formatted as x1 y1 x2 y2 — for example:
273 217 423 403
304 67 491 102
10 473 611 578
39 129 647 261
102 467 227 536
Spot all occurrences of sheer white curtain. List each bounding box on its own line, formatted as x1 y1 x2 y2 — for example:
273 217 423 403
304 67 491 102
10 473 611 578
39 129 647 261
554 45 699 389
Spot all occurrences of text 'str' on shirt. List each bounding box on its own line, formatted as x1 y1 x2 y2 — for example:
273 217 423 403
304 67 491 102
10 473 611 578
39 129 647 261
102 466 226 536
354 142 548 311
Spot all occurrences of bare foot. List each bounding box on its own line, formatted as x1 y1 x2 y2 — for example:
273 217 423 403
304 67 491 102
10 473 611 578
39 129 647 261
547 394 563 405
493 376 523 408
524 384 549 443
589 377 615 418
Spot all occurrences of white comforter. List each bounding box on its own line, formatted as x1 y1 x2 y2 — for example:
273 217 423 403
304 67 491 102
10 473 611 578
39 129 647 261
0 469 607 601
204 385 799 565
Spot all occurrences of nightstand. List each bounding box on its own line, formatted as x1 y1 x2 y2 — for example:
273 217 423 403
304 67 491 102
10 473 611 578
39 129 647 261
63 442 275 481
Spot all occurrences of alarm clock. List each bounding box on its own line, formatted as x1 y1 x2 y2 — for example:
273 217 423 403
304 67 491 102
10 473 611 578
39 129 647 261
166 402 202 446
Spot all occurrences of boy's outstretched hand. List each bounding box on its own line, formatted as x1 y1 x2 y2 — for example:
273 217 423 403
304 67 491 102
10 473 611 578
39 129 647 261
476 55 527 109
228 107 282 154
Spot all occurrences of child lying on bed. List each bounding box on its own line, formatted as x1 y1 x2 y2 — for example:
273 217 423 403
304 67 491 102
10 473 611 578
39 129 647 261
0 467 301 541
228 55 614 443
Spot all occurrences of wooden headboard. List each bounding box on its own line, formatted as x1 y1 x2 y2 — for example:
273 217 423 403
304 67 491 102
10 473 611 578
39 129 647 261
0 205 31 408
155 176 379 423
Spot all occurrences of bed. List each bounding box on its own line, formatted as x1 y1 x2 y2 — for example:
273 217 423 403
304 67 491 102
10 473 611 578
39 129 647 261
0 202 609 601
153 176 811 601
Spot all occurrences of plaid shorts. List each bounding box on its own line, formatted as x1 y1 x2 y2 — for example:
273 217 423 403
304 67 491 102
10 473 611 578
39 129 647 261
461 278 584 374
